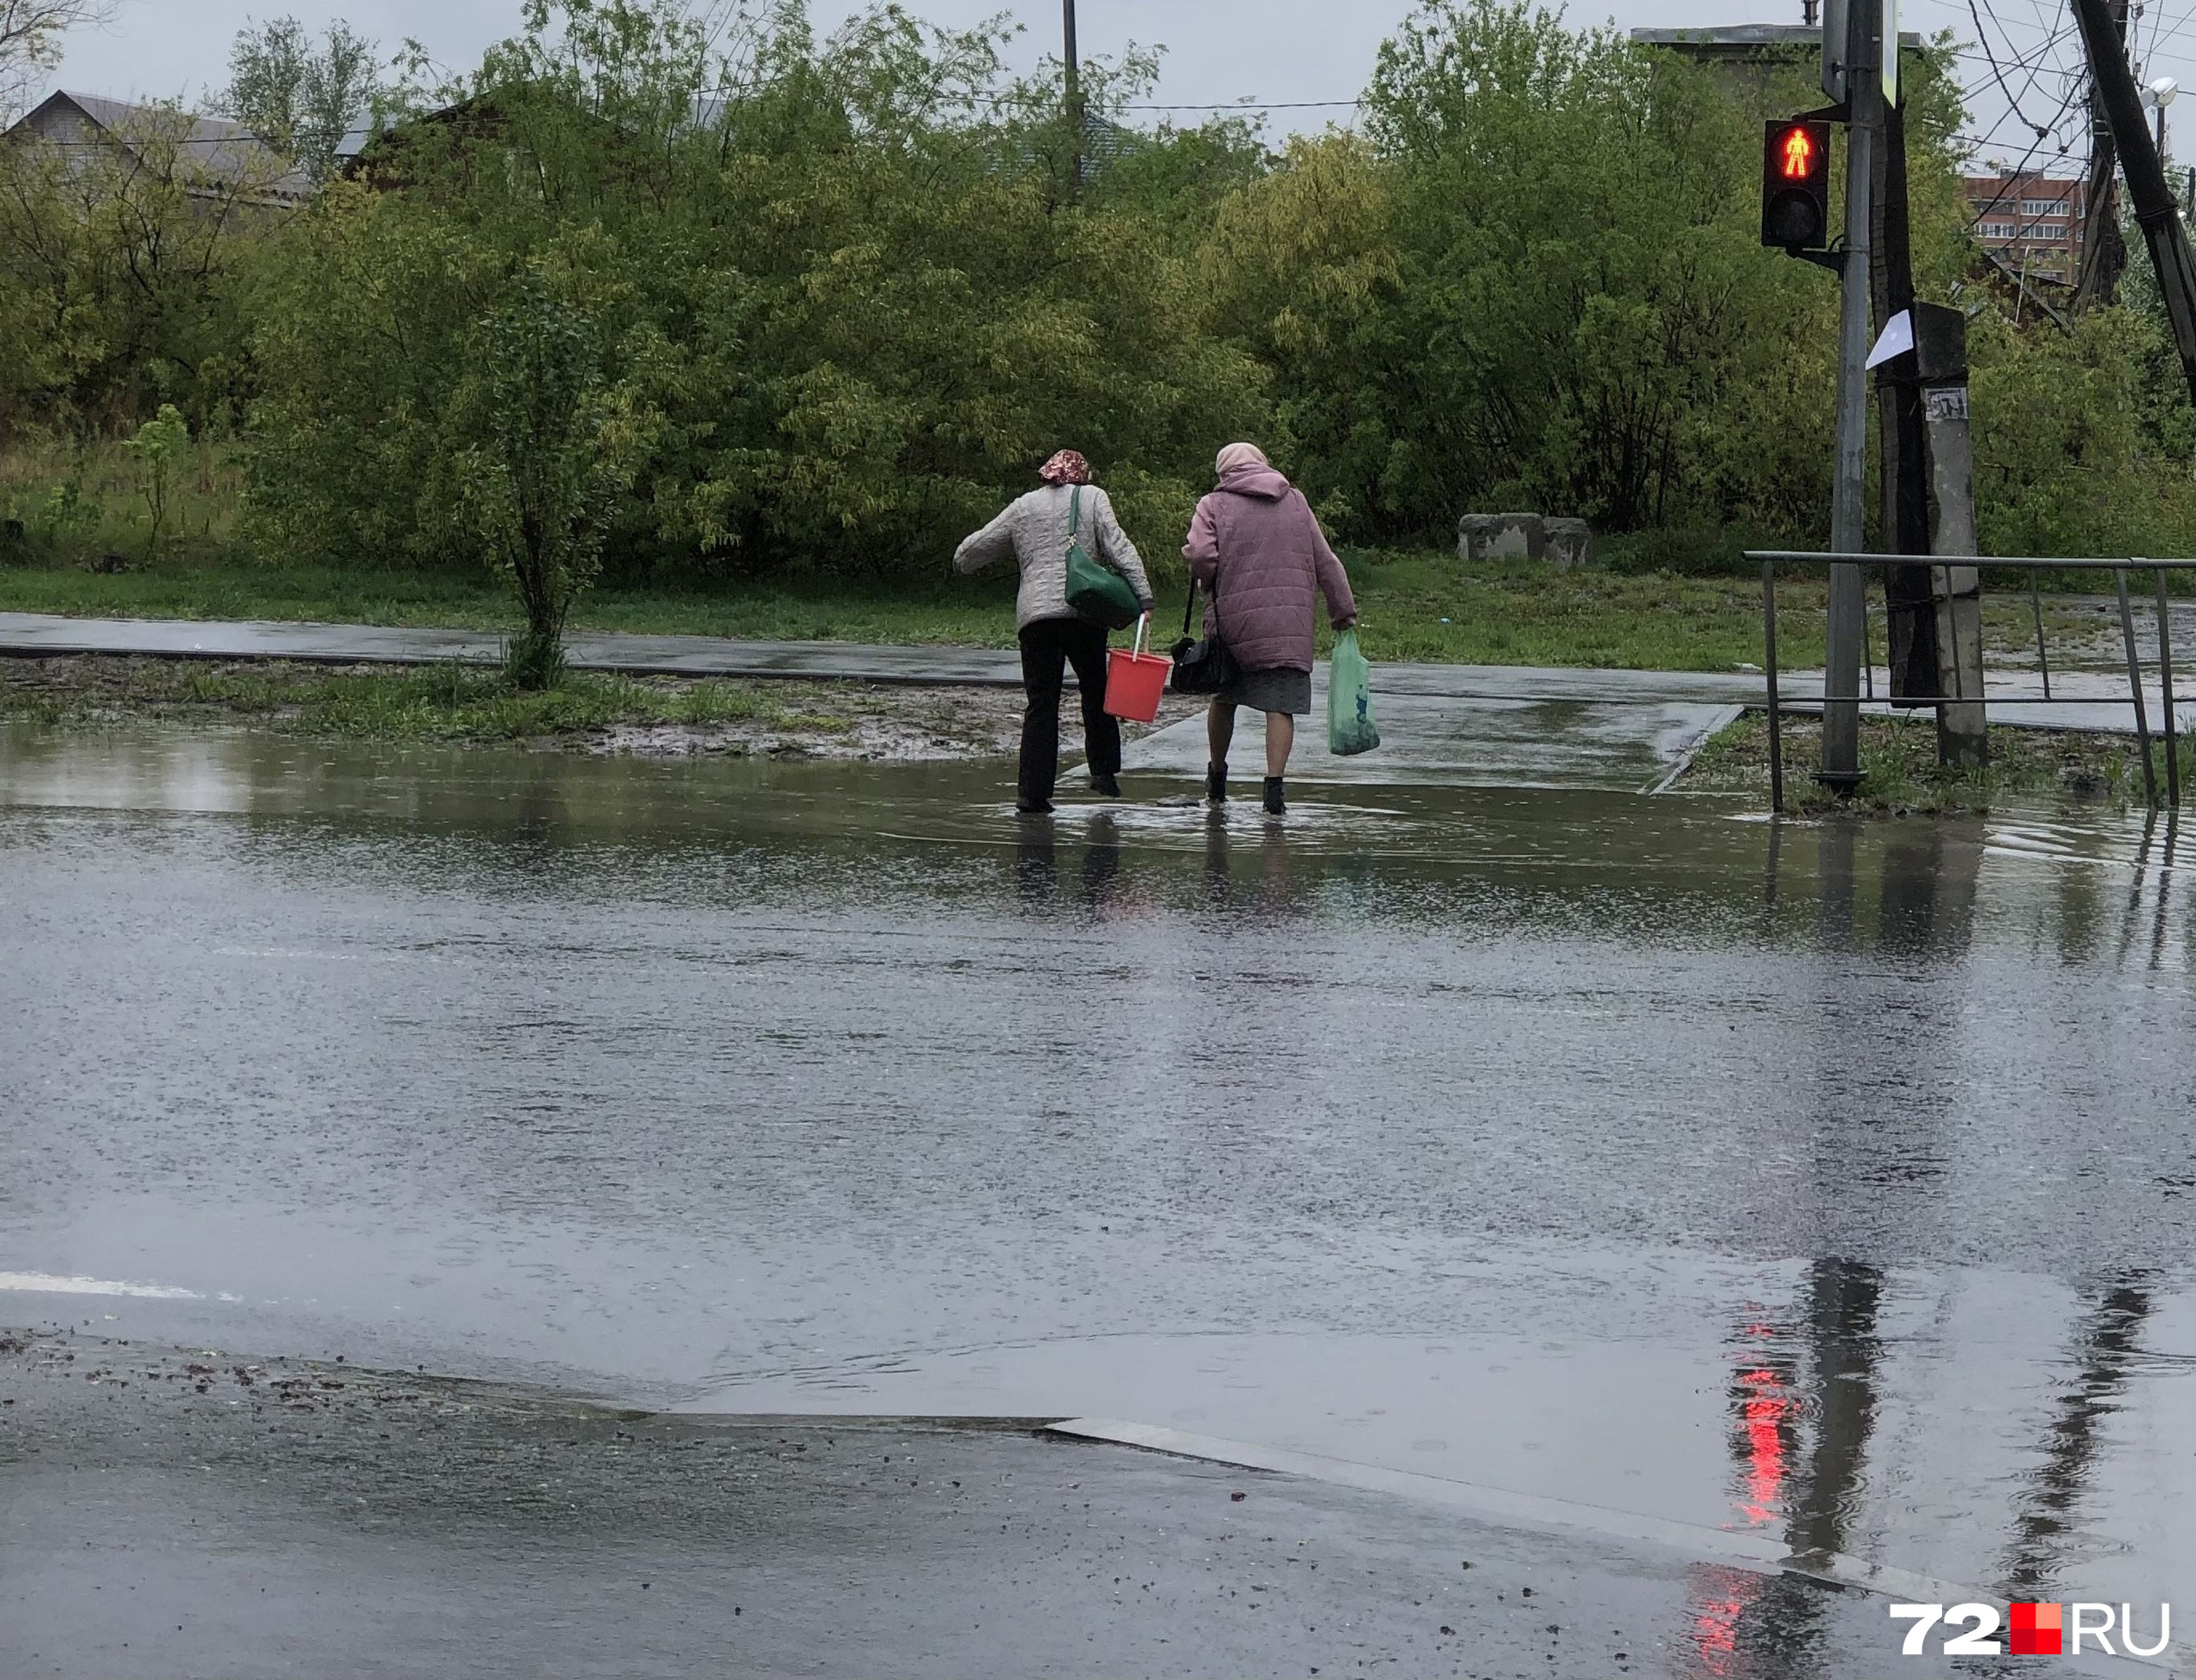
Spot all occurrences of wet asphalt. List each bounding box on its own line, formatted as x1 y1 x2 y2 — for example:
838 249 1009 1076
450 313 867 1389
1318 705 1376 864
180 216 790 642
1 1328 1957 1680
2 724 2192 1677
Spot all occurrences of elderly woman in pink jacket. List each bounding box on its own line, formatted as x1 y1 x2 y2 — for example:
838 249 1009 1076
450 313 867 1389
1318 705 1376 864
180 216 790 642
1183 443 1357 815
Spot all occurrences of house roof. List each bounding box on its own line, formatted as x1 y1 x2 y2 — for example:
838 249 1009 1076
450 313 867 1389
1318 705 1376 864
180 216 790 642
1629 23 1925 53
6 91 315 202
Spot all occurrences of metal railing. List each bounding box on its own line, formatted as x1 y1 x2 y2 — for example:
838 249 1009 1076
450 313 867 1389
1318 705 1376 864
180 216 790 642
1747 551 2196 813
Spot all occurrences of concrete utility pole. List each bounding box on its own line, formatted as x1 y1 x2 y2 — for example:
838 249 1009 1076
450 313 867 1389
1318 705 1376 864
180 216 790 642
1063 0 1083 196
1822 0 1879 790
1915 303 1987 765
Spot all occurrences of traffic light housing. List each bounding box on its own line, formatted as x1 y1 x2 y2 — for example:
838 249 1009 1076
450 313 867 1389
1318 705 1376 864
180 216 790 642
1761 119 1831 251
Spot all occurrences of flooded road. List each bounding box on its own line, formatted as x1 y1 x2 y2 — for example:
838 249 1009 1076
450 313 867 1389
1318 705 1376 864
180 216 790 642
2 724 2190 1660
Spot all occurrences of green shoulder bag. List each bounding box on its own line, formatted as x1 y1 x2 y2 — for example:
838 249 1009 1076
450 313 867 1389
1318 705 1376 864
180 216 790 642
1063 485 1141 631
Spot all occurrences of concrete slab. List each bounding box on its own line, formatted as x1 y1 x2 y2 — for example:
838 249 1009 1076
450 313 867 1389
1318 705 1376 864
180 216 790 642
1119 663 1742 792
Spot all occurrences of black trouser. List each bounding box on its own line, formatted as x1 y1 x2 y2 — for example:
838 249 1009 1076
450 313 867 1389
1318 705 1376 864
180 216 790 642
1017 616 1119 804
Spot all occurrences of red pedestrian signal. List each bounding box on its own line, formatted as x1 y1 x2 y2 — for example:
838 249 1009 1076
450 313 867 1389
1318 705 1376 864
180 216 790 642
1762 119 1831 251
1779 127 1814 179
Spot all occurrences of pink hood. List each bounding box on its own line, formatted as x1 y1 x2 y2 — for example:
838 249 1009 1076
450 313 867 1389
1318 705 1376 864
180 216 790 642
1216 463 1294 502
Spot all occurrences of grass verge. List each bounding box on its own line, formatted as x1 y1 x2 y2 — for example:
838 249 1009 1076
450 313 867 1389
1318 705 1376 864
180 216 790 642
0 659 855 745
1681 710 2193 814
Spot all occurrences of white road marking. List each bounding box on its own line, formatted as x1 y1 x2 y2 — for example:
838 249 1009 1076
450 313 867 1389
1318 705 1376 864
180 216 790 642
0 1271 203 1301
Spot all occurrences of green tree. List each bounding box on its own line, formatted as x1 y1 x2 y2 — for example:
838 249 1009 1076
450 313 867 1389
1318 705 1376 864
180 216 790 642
221 15 383 182
454 253 658 687
121 402 190 558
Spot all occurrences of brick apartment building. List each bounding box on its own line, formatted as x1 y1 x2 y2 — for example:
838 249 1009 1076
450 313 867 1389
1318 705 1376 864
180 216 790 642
1964 172 2089 285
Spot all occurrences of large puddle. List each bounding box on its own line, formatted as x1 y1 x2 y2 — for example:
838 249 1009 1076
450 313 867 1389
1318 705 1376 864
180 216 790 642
1 723 2189 1622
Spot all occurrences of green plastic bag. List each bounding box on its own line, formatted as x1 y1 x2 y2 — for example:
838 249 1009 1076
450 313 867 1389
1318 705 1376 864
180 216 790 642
1063 486 1140 630
1327 629 1380 756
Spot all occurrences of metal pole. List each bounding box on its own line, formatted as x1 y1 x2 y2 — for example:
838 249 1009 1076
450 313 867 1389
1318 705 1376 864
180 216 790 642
1765 561 1785 814
1063 0 1083 195
1862 590 1875 700
1823 0 1878 790
2117 566 2159 806
2030 576 2054 698
2157 566 2181 805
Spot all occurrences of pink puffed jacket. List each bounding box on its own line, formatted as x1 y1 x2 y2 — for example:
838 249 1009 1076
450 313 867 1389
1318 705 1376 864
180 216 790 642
1182 462 1357 673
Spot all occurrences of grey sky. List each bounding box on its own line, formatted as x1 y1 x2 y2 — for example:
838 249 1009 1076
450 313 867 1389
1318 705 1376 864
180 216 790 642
45 0 2193 175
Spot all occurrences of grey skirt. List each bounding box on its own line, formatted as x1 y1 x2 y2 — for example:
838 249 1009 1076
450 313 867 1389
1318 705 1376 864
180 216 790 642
1211 665 1313 716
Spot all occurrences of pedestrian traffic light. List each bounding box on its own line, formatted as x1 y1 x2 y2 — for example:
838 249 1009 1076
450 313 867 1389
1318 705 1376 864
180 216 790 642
1761 119 1831 251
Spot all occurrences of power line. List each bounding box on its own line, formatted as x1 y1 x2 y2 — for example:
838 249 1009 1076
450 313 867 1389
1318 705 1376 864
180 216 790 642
1120 99 1361 110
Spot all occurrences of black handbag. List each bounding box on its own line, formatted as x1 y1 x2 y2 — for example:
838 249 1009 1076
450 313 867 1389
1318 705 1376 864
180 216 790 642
1168 580 1239 695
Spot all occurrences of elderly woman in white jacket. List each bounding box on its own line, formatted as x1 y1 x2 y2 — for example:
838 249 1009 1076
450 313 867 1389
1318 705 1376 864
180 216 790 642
955 449 1155 814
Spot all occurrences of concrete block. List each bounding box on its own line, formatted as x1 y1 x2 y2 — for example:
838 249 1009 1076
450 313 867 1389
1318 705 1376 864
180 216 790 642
1456 512 1547 563
1544 517 1594 571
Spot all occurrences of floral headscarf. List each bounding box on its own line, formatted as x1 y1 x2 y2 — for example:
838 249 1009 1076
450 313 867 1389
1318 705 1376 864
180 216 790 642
1038 449 1093 486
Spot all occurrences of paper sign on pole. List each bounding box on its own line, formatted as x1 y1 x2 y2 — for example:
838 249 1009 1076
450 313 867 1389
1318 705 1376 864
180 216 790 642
1866 309 1915 368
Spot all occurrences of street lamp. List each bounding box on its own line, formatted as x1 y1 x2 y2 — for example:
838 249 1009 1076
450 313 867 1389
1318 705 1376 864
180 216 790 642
2146 75 2177 159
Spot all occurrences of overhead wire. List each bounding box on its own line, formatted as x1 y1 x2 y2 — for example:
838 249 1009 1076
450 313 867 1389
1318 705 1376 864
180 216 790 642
1958 0 2095 193
1967 0 2067 123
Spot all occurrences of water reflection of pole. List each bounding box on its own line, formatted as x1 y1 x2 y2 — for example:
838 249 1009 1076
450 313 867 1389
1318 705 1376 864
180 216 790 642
1876 819 1985 958
1704 824 1984 1677
1787 1259 1883 1563
2049 834 2109 965
1696 1259 1885 1680
2148 813 2178 969
2002 1274 2156 1594
1816 820 1858 952
2116 814 2158 969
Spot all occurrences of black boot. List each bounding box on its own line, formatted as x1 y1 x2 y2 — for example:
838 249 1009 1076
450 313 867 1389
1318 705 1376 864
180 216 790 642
1090 771 1121 798
1205 762 1228 804
1263 775 1286 815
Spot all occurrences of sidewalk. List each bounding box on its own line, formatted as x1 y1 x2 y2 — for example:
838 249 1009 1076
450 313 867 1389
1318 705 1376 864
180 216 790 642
0 608 2180 733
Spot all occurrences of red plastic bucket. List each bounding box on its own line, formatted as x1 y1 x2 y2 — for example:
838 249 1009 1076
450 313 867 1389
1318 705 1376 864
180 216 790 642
1103 617 1171 724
